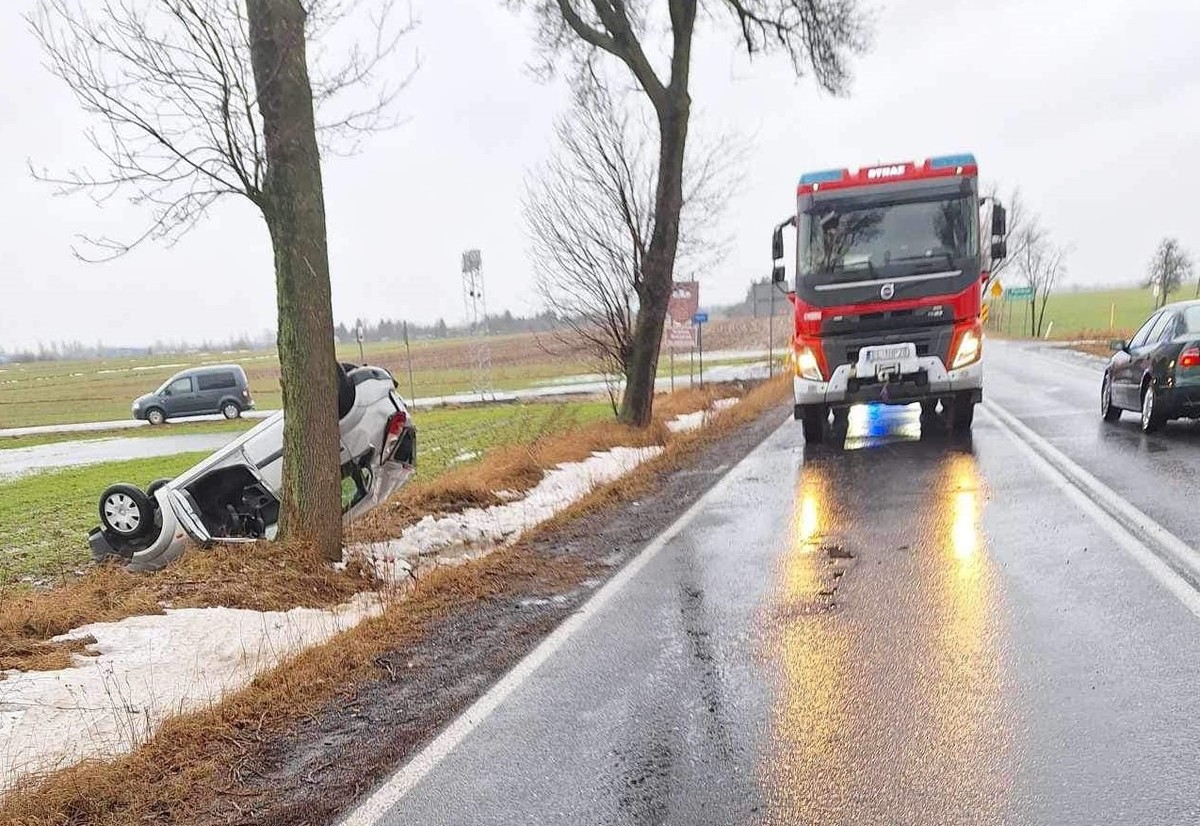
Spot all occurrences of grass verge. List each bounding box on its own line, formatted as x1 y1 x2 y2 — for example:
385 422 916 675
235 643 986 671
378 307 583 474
0 376 789 824
0 390 725 673
0 419 256 451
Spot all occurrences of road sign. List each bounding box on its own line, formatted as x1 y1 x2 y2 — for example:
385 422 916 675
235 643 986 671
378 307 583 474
989 280 1003 299
693 311 708 325
668 282 699 325
1006 286 1034 300
667 324 695 350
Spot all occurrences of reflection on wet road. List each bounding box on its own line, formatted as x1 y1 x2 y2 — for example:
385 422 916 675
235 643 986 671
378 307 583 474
365 359 1200 826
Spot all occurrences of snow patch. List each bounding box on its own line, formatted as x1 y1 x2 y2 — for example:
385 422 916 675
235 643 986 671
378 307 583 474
0 595 378 792
353 445 662 582
452 450 480 464
666 397 740 433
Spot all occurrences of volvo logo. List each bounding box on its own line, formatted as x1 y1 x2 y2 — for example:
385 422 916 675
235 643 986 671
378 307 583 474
880 282 896 300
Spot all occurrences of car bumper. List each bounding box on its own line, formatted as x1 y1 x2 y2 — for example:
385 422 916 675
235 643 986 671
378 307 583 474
794 356 984 407
1158 384 1200 417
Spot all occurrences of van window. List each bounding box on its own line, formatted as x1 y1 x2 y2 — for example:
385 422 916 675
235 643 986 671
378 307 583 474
166 377 193 395
197 372 237 391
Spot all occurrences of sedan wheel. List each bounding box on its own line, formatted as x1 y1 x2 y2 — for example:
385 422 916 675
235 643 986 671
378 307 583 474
99 483 153 537
1141 383 1165 433
1101 375 1121 422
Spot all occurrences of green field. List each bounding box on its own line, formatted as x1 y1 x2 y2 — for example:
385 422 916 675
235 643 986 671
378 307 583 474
0 400 613 585
990 285 1180 339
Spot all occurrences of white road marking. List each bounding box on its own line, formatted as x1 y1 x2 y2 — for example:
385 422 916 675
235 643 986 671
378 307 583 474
338 415 792 826
985 400 1200 615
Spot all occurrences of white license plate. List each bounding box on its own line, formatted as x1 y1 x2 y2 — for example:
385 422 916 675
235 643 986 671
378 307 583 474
859 343 917 365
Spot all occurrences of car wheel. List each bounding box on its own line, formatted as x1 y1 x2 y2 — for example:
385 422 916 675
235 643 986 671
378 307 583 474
222 402 241 420
1101 374 1122 422
99 483 154 538
1141 382 1166 433
145 478 172 499
145 407 165 426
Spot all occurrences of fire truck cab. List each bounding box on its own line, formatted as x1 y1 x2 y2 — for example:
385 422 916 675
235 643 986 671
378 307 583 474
771 153 1007 442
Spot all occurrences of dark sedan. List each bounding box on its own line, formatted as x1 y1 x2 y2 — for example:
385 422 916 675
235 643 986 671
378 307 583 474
1101 300 1200 432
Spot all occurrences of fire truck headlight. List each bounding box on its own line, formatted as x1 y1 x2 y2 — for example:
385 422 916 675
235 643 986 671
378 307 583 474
794 346 824 382
952 329 982 370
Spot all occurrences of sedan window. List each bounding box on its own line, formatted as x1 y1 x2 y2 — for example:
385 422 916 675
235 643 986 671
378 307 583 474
1183 307 1200 334
1129 313 1161 348
1144 312 1175 346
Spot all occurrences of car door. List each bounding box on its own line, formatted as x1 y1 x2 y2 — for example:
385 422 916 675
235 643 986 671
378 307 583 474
1112 312 1159 408
1147 311 1183 387
1127 311 1175 404
162 376 197 416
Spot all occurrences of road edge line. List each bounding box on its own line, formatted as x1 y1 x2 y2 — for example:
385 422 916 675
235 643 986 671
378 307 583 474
983 400 1200 614
337 413 793 826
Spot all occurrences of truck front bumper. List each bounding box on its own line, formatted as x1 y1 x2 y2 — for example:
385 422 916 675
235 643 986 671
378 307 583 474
793 356 983 407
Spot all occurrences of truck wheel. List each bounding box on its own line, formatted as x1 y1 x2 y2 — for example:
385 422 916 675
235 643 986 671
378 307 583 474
99 484 153 538
800 405 827 444
948 394 976 433
831 406 850 434
920 400 939 418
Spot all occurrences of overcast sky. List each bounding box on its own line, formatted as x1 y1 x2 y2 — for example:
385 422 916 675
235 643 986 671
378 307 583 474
1 0 1198 350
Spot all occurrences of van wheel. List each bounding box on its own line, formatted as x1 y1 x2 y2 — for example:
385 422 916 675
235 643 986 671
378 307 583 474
222 402 241 420
100 484 153 538
145 407 165 426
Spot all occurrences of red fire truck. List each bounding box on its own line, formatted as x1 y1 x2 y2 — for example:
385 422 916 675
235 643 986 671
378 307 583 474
771 153 1007 442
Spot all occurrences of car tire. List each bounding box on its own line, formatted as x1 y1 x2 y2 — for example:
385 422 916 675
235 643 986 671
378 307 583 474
1101 373 1122 423
221 401 241 420
145 407 165 426
99 483 154 538
1141 382 1167 433
801 405 827 444
146 478 172 499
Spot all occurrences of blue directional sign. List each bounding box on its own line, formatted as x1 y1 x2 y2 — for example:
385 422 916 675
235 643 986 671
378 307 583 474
693 311 708 324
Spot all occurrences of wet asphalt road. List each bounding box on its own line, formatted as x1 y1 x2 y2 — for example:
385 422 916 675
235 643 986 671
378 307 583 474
354 339 1200 826
0 432 234 480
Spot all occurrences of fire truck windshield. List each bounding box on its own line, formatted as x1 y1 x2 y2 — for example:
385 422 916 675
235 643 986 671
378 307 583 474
799 194 978 279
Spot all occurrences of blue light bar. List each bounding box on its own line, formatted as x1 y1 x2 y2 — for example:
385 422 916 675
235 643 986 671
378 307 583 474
929 153 977 169
799 168 844 185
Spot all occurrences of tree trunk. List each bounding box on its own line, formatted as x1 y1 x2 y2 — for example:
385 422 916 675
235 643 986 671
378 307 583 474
618 103 690 427
247 0 343 561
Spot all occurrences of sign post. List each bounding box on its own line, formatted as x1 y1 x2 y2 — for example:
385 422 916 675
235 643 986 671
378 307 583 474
403 321 416 408
355 321 365 363
667 282 700 391
693 311 708 388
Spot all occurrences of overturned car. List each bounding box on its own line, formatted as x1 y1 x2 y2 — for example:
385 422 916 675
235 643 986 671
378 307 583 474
89 364 416 572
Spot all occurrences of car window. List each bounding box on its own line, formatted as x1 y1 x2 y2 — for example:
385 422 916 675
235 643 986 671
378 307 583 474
197 372 237 391
1157 313 1181 342
167 377 193 394
1144 312 1175 346
1128 313 1161 349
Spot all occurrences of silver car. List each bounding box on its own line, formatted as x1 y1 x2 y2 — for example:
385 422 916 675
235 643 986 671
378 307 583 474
89 364 416 572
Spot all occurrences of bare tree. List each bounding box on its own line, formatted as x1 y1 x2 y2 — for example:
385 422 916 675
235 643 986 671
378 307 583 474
524 81 735 415
1145 237 1195 307
982 185 1030 282
512 0 870 426
1015 217 1068 339
30 0 415 561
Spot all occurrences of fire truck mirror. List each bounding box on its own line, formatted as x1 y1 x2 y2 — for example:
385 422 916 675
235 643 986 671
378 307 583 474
771 225 784 262
772 265 786 284
991 240 1008 261
991 203 1007 238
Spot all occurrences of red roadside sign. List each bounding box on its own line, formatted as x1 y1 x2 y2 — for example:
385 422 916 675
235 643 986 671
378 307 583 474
667 282 699 326
667 324 695 351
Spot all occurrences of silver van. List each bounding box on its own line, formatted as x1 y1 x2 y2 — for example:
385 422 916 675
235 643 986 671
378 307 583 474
131 364 254 425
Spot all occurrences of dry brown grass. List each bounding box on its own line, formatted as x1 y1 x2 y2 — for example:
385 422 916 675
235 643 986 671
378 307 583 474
0 541 368 675
0 383 737 675
0 376 791 825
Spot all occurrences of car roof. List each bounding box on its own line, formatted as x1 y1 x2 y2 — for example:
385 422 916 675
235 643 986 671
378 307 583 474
178 364 246 374
1161 300 1200 313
